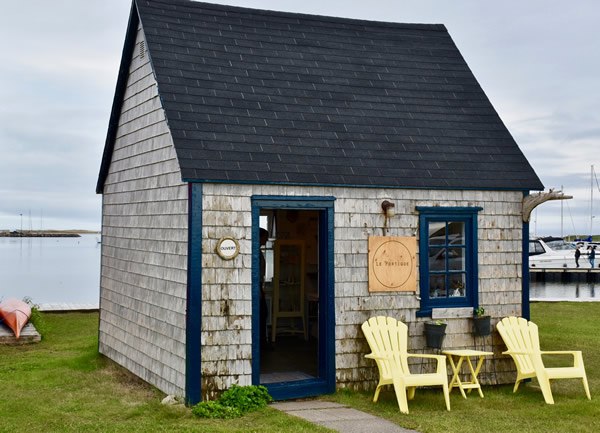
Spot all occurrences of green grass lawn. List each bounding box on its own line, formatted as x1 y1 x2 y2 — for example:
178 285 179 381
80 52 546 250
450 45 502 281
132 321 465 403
1 303 598 432
324 302 600 433
0 312 330 433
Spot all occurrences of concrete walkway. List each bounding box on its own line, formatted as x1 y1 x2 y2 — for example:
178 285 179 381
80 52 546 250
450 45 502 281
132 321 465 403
271 400 418 433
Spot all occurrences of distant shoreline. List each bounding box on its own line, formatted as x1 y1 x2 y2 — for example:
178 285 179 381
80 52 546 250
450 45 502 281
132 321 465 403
0 230 100 238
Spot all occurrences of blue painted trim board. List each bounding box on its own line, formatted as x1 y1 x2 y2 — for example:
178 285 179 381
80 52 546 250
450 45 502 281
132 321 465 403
186 183 203 405
522 222 530 320
250 204 261 386
321 205 336 393
522 192 531 320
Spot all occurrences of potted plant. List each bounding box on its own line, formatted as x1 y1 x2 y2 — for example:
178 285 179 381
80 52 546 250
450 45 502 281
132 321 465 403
424 320 447 349
473 307 491 336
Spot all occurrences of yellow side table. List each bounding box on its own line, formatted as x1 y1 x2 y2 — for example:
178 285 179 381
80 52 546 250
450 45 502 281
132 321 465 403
442 349 493 398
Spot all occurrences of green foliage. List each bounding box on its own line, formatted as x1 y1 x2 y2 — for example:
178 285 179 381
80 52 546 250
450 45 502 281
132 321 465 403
191 400 241 419
220 384 273 413
22 296 48 338
474 306 485 317
192 385 273 419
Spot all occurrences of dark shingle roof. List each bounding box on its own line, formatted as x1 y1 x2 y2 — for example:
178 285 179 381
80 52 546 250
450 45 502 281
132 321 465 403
97 0 544 192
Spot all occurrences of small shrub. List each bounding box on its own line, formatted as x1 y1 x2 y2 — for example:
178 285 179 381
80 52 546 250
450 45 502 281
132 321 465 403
191 400 241 419
219 384 272 413
22 297 48 338
192 385 273 419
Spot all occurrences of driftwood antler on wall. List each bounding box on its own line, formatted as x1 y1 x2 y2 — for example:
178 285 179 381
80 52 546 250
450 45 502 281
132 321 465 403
522 189 573 222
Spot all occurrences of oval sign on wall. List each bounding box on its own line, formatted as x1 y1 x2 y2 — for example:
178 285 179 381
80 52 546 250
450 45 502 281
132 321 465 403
216 237 240 260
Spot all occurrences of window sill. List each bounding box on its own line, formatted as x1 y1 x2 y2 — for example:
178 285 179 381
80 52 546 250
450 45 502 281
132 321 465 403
417 306 474 319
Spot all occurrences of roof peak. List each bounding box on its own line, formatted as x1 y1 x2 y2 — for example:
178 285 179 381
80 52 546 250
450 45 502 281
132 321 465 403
138 0 447 32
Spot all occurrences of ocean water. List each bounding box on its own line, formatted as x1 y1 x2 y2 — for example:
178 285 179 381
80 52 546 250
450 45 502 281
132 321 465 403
0 234 100 307
530 280 599 301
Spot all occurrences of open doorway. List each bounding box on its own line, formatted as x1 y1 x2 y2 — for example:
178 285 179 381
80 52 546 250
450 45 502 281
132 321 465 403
260 209 319 383
252 197 335 400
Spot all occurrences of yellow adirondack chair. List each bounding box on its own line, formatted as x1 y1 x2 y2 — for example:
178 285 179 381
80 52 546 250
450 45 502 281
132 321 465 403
361 316 451 414
496 316 591 404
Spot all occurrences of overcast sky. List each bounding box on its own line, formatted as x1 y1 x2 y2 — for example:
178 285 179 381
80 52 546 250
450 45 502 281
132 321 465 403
1 0 598 235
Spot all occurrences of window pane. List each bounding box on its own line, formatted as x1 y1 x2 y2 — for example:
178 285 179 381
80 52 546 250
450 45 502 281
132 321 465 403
429 275 446 298
426 220 467 300
447 221 465 244
428 222 446 244
447 248 465 271
429 247 446 271
449 274 466 297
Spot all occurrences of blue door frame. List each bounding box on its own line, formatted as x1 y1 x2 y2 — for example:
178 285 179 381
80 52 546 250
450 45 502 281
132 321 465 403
186 183 203 405
251 196 336 400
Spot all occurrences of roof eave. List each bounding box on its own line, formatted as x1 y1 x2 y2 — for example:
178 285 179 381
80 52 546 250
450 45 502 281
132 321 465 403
182 177 545 192
96 1 140 194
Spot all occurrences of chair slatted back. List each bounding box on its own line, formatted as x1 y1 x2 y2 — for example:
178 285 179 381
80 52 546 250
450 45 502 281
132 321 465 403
497 316 539 374
361 316 411 378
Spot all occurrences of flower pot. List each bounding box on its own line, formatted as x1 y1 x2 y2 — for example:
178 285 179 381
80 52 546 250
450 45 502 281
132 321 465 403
473 316 491 336
424 322 447 349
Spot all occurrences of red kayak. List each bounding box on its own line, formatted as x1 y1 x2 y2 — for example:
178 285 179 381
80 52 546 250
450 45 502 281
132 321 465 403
0 298 31 339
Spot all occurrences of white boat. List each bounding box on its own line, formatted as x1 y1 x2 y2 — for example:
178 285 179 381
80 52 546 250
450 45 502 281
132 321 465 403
529 237 589 269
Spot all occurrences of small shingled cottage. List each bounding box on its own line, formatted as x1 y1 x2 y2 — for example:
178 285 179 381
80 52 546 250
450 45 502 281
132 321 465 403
96 0 544 404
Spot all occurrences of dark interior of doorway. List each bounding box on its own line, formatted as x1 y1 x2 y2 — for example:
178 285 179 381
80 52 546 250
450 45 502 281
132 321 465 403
260 336 318 383
259 209 319 384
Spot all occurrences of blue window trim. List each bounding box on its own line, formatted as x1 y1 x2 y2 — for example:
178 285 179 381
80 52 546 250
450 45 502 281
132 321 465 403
416 206 482 317
522 192 531 320
251 195 336 400
186 183 203 405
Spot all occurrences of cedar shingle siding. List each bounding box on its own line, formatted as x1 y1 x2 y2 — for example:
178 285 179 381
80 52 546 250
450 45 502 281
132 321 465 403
99 24 188 396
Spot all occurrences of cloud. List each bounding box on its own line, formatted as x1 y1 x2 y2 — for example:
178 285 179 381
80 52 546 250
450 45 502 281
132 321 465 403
0 1 129 230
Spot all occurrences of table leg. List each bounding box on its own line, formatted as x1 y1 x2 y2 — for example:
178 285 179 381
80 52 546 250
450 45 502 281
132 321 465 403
461 356 485 397
468 355 486 398
447 355 467 399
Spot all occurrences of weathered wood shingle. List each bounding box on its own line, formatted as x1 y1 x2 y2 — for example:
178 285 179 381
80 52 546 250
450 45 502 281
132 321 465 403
98 23 188 396
97 0 543 193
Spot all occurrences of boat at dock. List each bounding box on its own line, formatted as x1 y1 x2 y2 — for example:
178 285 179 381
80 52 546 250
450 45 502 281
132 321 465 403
529 236 596 269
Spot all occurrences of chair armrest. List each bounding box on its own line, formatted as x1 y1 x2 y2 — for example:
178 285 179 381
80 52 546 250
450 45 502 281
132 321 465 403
504 350 585 369
540 350 581 356
541 350 585 368
365 353 392 361
407 354 446 361
407 354 447 374
502 350 532 356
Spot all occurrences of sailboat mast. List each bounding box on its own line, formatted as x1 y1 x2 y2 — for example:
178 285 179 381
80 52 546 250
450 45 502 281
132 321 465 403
592 164 594 239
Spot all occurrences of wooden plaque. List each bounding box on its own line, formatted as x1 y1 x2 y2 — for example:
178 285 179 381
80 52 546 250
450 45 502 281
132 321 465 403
368 236 417 292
